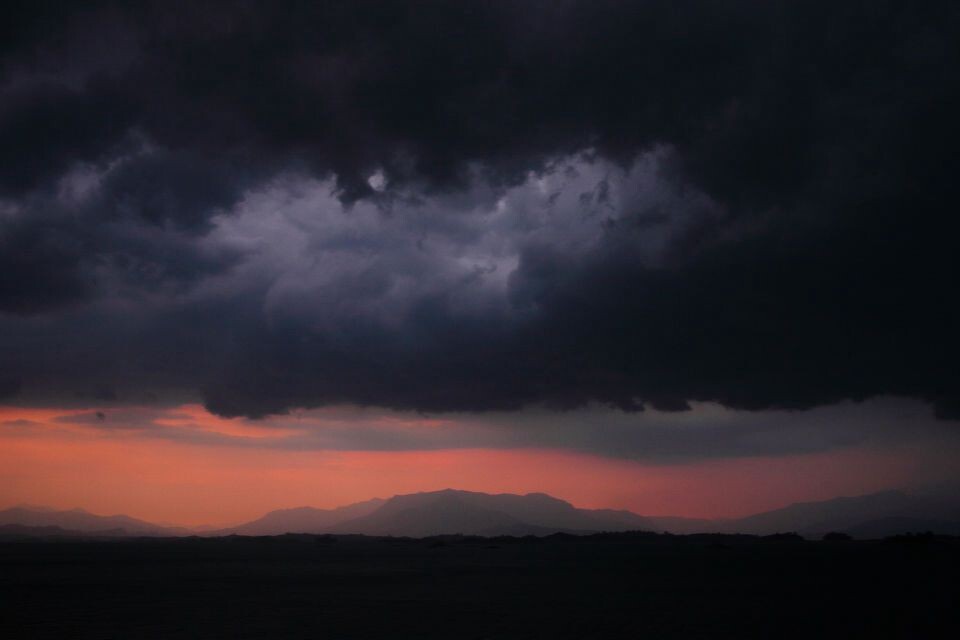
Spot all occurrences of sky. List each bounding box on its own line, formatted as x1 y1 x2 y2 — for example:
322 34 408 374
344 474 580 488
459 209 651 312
1 1 959 526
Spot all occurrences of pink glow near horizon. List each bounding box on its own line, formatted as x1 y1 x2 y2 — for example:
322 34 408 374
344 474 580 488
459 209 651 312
0 403 952 527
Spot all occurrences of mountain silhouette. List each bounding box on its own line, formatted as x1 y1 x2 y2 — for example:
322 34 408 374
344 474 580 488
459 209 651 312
3 488 958 538
327 489 656 536
0 506 187 536
211 498 386 536
329 490 529 537
720 490 960 536
283 488 960 537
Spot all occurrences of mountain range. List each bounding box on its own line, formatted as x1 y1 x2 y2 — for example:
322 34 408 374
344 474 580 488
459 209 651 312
0 505 189 536
3 488 959 540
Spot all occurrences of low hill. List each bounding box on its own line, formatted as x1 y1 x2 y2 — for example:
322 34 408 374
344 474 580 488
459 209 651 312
845 516 960 539
211 498 386 536
724 490 960 536
0 506 186 536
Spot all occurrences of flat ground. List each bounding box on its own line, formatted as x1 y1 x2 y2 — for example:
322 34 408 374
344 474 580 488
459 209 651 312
1 533 957 639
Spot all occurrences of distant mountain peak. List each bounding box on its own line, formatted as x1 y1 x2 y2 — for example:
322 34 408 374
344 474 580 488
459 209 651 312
325 489 654 537
6 486 956 540
0 505 181 536
212 496 388 536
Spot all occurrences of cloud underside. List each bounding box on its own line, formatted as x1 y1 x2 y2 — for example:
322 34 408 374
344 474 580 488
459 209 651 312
0 1 958 421
9 398 958 463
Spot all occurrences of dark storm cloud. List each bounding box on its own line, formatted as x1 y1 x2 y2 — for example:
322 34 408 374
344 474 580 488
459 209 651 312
1 0 959 422
0 184 244 314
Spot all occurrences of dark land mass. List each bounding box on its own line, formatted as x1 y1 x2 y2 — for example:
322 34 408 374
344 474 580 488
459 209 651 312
1 532 958 639
7 488 959 539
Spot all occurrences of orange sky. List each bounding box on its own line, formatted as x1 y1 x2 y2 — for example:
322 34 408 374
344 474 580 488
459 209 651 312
0 403 954 527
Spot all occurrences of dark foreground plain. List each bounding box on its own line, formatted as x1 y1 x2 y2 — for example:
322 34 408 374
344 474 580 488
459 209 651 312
2 533 958 639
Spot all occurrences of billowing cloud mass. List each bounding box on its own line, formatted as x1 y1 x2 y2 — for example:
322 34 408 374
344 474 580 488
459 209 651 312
1 0 959 425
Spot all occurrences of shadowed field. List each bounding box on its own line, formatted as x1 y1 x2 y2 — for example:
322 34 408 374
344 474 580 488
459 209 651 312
2 533 958 639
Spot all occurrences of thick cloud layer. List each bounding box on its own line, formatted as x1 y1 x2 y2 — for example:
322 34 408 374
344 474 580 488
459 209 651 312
1 0 958 419
19 397 956 464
